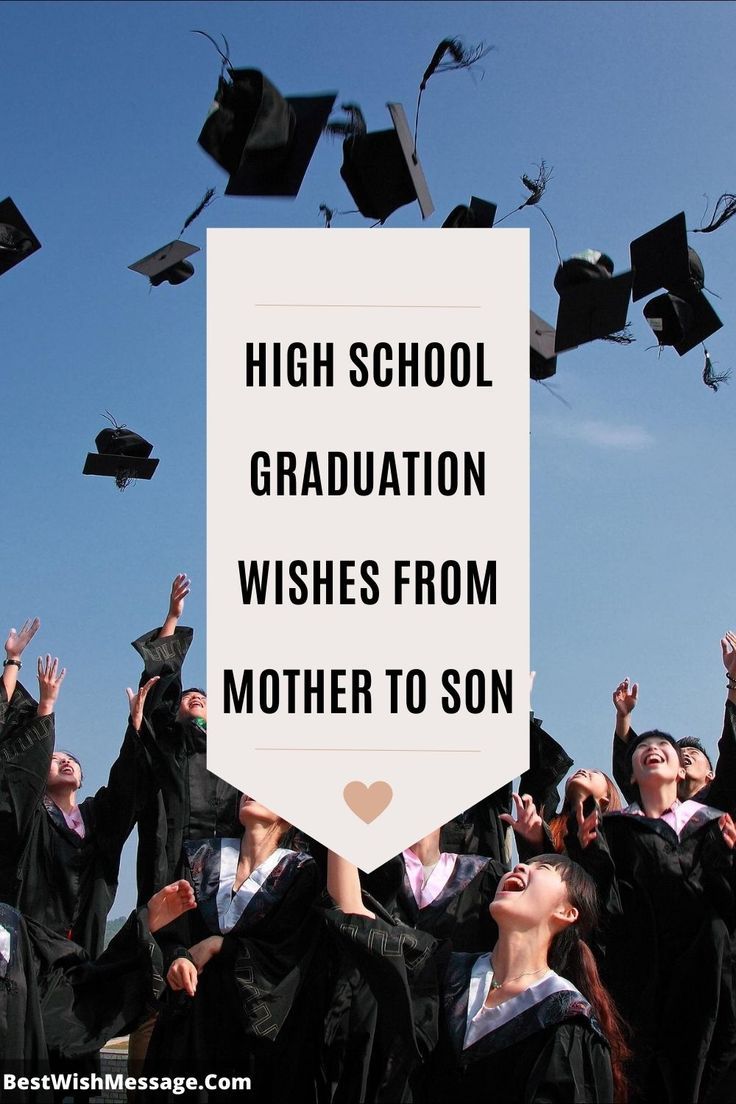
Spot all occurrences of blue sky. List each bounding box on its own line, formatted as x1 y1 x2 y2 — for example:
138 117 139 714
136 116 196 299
2 0 735 911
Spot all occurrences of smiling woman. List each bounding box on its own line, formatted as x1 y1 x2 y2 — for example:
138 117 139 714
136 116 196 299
324 850 627 1103
568 728 736 1103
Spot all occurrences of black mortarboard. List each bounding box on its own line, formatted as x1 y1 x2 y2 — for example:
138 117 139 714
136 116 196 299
442 196 496 228
630 212 705 302
530 311 557 379
642 291 722 356
129 241 199 287
553 252 632 353
0 197 42 277
198 68 335 197
340 103 434 223
83 426 159 488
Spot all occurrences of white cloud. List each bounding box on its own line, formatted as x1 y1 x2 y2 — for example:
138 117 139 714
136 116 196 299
538 416 655 450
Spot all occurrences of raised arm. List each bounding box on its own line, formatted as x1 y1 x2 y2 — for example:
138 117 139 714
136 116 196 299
611 678 639 805
327 849 375 917
0 656 65 861
705 634 736 815
2 618 40 703
131 575 194 727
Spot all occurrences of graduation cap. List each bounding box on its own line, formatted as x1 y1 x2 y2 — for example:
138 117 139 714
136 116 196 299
642 291 722 356
339 103 434 223
128 241 200 287
530 311 557 380
83 425 159 490
630 212 705 302
442 196 496 228
630 212 722 355
198 68 336 197
0 197 42 277
553 251 632 353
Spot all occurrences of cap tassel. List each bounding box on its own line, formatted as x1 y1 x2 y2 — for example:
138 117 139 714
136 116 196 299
414 38 492 155
191 29 231 71
693 193 736 234
602 326 635 345
326 102 366 140
702 347 730 391
179 188 217 236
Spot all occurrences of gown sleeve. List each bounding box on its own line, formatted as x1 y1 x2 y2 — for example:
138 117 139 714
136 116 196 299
704 701 736 814
86 724 152 867
525 1021 614 1104
520 715 573 822
131 624 194 738
0 682 54 877
612 727 638 806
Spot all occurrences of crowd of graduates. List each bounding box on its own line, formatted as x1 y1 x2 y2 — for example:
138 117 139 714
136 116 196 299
2 576 736 1103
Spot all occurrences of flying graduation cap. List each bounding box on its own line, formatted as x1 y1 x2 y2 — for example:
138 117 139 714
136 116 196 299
0 197 42 277
334 102 434 223
83 421 159 490
128 189 216 288
629 212 722 355
129 240 200 287
198 66 336 197
442 196 496 228
553 250 633 353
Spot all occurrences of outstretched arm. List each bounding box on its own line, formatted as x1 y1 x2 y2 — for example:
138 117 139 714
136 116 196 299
2 618 40 702
36 654 66 717
611 678 638 805
327 850 375 917
131 575 194 727
705 635 736 814
159 574 190 641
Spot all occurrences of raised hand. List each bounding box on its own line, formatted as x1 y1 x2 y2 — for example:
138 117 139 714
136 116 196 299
36 655 66 715
168 574 190 621
167 957 198 997
5 618 40 660
612 678 638 717
721 633 736 680
148 879 196 933
575 795 600 849
499 793 545 848
125 675 160 732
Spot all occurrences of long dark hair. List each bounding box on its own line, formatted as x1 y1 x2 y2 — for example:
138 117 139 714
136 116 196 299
549 771 623 853
538 854 631 1103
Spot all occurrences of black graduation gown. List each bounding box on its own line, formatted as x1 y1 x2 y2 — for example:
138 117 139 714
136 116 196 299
612 701 736 812
364 852 504 952
319 902 439 1104
440 715 573 861
426 953 613 1104
146 841 324 1102
567 806 736 1103
0 902 48 1081
132 627 241 903
1 901 165 1100
320 905 612 1104
0 682 145 957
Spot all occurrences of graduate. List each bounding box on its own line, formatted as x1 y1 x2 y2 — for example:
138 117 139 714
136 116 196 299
325 850 624 1104
364 824 505 952
1 881 195 1098
611 632 736 813
0 621 151 959
144 794 323 1102
568 728 736 1103
506 768 623 859
440 709 573 862
131 574 242 905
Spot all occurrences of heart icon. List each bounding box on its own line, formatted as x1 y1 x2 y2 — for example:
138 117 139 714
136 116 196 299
343 780 393 823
